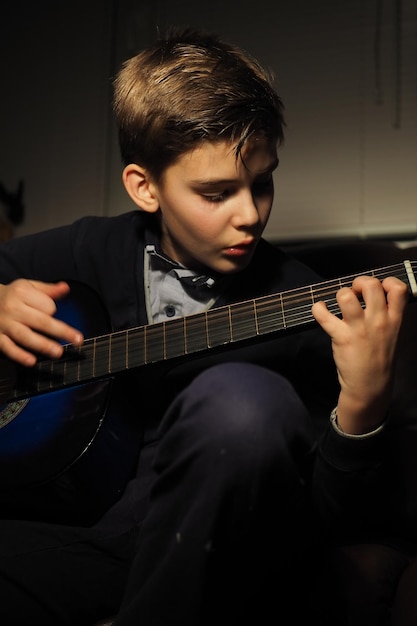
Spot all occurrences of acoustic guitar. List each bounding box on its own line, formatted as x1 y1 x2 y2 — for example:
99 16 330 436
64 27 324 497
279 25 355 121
0 261 415 497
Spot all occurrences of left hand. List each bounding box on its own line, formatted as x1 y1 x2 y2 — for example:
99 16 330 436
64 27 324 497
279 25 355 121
312 275 408 434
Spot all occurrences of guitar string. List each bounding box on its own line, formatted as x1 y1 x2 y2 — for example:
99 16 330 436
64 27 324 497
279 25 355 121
128 264 411 361
69 263 412 370
6 263 414 395
37 264 417 370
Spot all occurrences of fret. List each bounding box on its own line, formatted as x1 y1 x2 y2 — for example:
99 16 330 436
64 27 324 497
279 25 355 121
164 317 186 360
92 337 112 377
110 330 129 372
48 352 66 388
47 355 65 387
326 284 340 309
230 301 257 341
163 322 166 360
253 300 260 335
255 295 285 334
280 294 286 329
35 359 58 392
145 323 165 363
185 312 210 353
128 327 145 369
309 285 315 305
77 342 95 381
281 289 316 329
207 307 232 347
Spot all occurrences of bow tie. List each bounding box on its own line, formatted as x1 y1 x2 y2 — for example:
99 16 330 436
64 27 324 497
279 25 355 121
146 244 216 291
173 270 215 290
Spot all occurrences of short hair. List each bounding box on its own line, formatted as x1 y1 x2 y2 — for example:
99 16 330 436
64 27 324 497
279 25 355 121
113 27 285 180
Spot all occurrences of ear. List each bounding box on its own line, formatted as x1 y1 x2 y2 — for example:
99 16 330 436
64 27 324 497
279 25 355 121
122 164 160 213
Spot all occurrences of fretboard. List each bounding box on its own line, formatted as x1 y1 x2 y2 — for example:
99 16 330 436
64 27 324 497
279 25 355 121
12 260 417 400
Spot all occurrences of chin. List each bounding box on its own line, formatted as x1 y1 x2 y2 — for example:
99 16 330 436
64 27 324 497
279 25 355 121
218 257 253 275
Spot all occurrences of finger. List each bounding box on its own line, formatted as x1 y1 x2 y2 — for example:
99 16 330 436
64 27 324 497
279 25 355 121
311 300 342 336
351 276 389 310
7 316 83 355
28 280 71 301
0 333 40 367
14 280 70 317
350 276 408 330
382 276 409 317
335 286 365 322
0 281 83 362
5 281 83 346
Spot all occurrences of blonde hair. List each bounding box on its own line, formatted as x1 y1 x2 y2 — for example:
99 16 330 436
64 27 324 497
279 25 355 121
113 28 285 180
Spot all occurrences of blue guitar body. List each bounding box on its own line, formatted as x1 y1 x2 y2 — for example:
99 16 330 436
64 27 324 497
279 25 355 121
0 283 141 525
2 260 414 524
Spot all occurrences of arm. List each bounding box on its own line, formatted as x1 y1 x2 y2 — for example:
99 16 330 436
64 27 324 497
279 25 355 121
0 219 102 366
311 275 408 531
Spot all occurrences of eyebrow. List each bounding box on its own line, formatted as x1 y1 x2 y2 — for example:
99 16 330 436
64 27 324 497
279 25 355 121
191 158 280 186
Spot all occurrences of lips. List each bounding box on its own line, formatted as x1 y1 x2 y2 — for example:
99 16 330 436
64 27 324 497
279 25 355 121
224 241 255 256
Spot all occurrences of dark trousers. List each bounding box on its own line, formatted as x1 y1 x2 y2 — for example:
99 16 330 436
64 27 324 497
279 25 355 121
0 362 317 626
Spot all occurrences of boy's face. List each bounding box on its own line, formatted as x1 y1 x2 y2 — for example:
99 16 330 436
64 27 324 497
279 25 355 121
152 137 278 274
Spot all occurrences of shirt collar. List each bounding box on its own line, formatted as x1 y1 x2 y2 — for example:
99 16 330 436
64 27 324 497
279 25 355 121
145 244 217 290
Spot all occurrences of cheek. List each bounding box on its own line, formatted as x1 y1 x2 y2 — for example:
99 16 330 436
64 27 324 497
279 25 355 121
176 206 221 238
186 222 217 245
192 214 226 242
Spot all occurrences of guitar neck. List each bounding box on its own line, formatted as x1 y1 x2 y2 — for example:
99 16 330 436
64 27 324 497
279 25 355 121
13 260 417 401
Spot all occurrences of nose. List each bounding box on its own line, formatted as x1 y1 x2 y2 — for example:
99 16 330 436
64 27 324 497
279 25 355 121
232 190 260 228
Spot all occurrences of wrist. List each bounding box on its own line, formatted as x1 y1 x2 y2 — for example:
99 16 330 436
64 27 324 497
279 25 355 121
335 392 389 435
330 406 386 439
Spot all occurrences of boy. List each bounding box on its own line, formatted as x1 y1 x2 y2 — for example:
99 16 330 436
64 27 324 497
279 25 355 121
0 28 408 625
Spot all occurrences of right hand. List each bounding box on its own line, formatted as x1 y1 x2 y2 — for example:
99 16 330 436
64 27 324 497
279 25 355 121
0 279 84 366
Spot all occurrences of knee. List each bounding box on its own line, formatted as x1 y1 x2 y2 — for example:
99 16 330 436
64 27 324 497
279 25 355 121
157 362 315 503
174 361 312 454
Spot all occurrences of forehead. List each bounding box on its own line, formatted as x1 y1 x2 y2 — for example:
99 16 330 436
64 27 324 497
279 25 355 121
174 137 278 179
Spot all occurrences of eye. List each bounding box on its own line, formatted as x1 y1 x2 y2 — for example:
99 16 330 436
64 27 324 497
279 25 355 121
202 190 231 203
